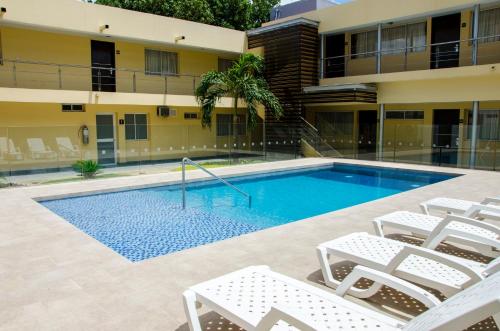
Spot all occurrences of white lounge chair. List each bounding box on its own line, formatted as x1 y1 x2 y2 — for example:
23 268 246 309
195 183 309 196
183 265 500 331
0 137 23 160
27 138 57 160
317 232 498 297
56 137 80 158
373 211 500 256
421 197 500 221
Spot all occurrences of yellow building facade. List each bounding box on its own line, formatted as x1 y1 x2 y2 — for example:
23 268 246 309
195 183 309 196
259 0 500 171
1 0 500 174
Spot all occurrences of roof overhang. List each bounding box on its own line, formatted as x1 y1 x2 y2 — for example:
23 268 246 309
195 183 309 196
247 17 319 36
302 83 377 104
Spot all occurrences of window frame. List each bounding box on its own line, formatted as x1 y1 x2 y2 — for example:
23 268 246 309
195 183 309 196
385 110 425 120
184 112 199 120
124 113 149 141
144 49 179 76
467 109 500 141
218 58 235 72
478 6 500 44
216 114 247 137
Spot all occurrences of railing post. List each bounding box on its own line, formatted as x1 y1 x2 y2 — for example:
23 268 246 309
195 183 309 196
97 69 102 91
164 75 168 94
12 62 17 87
192 76 195 94
58 65 62 89
133 71 137 93
472 4 480 65
319 34 324 79
378 103 385 161
376 23 382 74
182 158 186 209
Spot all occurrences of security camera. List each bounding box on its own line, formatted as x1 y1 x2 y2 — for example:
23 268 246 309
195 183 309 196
175 35 186 42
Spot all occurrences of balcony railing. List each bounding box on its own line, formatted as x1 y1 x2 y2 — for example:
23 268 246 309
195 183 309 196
321 34 500 78
0 58 202 95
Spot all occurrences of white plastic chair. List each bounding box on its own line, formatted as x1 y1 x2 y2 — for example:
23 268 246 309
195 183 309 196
56 137 80 158
421 197 500 221
317 232 497 297
27 138 57 160
183 265 500 331
0 137 23 160
373 211 500 256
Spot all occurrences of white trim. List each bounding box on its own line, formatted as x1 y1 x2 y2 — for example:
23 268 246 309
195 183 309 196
96 113 117 165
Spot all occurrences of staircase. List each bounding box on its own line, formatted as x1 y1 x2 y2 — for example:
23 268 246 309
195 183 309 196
300 117 342 158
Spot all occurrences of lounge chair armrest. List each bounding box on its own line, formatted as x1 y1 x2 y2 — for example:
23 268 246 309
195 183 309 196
336 265 441 308
464 204 500 219
432 214 500 236
386 245 483 287
255 305 318 331
481 197 500 205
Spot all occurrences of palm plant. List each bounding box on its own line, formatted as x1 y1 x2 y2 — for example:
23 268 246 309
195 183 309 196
195 53 283 137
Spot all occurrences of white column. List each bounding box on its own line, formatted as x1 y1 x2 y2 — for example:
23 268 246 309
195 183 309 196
378 104 385 160
469 101 479 168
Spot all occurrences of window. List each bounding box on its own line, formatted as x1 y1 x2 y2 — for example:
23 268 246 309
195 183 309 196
216 114 246 136
218 58 234 72
125 114 148 140
351 22 426 58
145 49 178 76
184 112 198 120
467 110 500 140
478 7 500 43
382 22 426 55
351 30 377 58
385 110 424 120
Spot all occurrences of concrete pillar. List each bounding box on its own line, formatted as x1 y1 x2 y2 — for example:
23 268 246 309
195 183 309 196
470 101 479 168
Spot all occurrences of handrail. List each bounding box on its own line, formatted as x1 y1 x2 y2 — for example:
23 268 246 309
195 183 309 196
181 157 251 209
321 33 500 61
300 116 319 133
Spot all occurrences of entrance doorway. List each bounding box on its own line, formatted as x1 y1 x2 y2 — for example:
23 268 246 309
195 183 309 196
432 109 460 166
431 13 461 69
96 114 116 165
324 34 345 78
357 110 378 160
91 40 116 92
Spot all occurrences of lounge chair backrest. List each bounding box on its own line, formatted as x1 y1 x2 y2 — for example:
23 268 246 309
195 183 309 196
56 137 74 150
0 137 16 153
404 272 500 331
27 138 46 152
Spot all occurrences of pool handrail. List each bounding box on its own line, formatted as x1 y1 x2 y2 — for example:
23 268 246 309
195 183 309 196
181 157 252 209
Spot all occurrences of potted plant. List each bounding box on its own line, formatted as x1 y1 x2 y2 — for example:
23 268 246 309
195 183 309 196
73 160 101 179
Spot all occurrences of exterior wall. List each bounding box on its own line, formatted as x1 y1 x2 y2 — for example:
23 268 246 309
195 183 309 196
306 101 500 170
0 26 234 95
0 0 245 54
0 102 260 173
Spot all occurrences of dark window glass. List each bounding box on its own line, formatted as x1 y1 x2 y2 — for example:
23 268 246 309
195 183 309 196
184 112 198 119
125 114 148 140
217 114 233 137
218 58 234 72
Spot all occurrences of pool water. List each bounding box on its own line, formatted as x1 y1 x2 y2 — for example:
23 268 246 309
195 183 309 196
41 164 457 261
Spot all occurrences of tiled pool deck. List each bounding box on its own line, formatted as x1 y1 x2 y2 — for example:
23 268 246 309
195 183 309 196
1 158 499 330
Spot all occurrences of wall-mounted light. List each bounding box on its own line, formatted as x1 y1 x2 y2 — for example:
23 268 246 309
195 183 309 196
99 24 110 32
0 7 7 13
175 35 186 43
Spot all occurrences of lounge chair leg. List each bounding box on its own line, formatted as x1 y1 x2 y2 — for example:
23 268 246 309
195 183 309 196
316 246 342 289
420 202 430 215
373 219 384 237
183 290 202 331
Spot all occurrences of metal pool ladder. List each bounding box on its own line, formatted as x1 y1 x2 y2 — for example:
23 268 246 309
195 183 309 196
181 157 251 209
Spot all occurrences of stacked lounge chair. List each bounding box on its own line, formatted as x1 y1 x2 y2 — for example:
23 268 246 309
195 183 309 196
183 195 500 330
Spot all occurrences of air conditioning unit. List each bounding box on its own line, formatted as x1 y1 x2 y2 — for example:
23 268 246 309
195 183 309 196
157 106 176 117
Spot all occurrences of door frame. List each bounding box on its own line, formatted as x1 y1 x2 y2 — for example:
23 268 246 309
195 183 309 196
95 113 117 165
90 40 116 92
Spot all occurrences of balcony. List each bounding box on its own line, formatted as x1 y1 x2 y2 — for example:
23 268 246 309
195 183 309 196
0 58 202 96
321 34 500 82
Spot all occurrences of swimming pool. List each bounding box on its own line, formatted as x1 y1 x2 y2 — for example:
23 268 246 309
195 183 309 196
41 164 457 261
